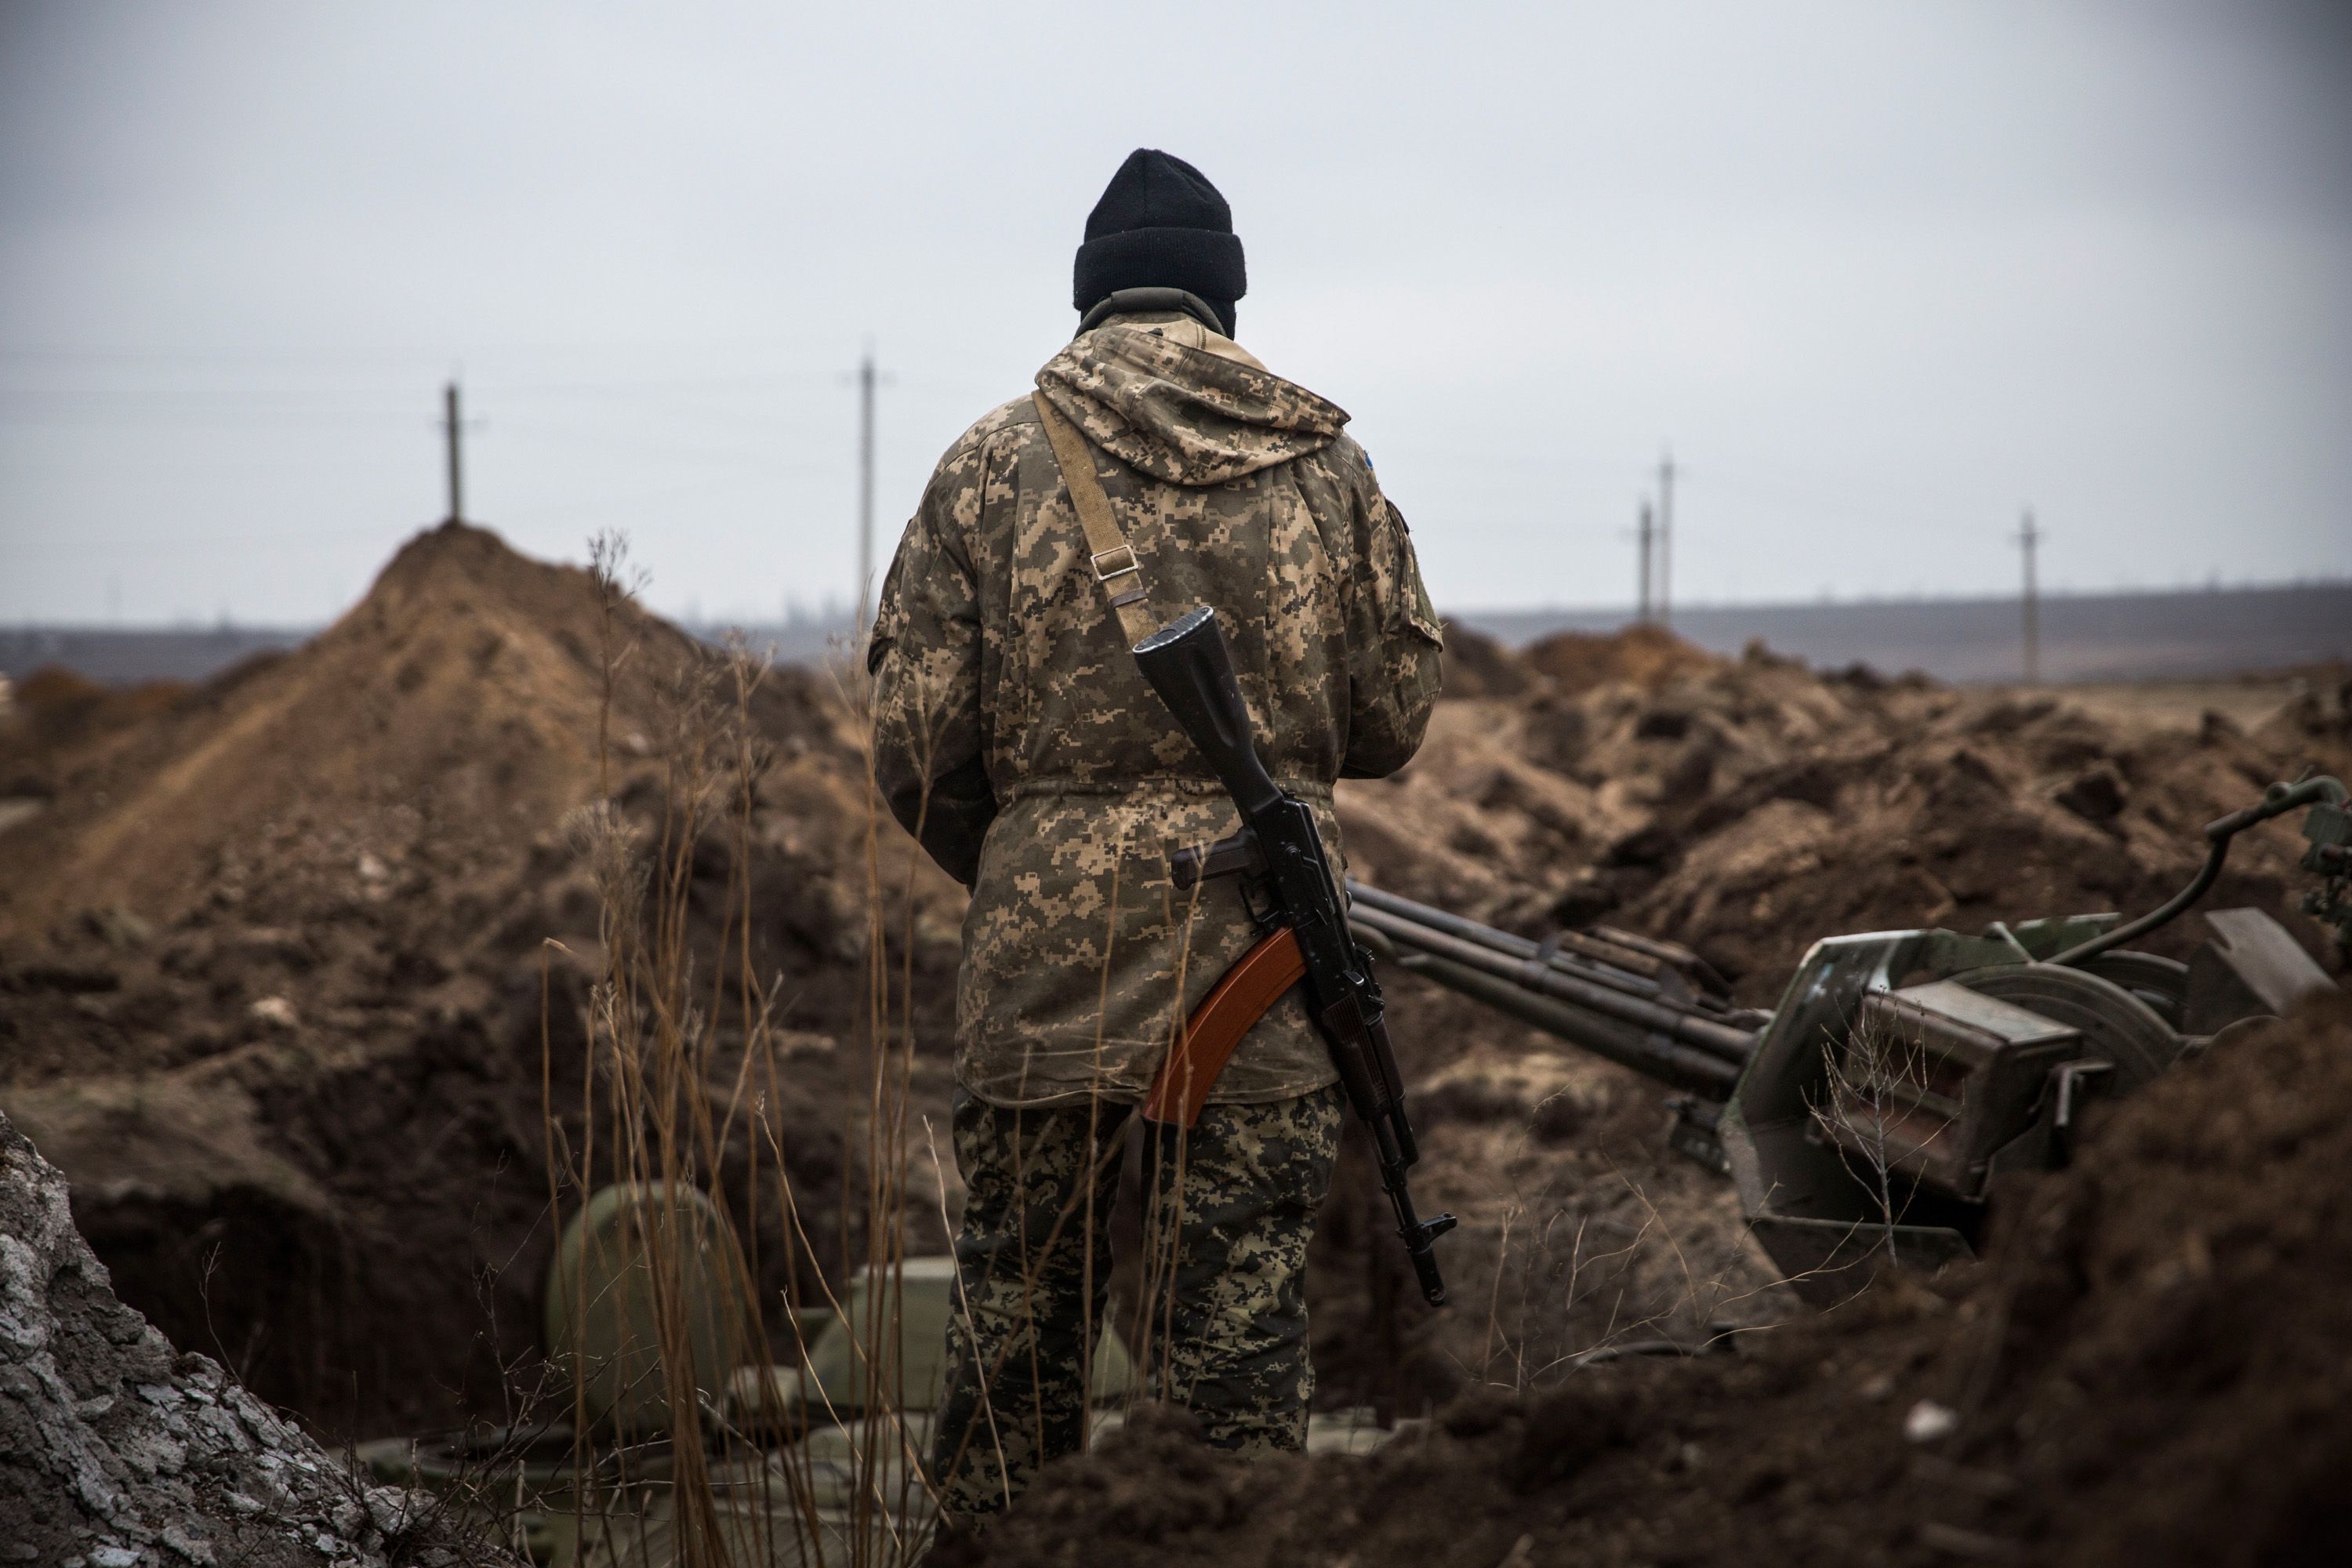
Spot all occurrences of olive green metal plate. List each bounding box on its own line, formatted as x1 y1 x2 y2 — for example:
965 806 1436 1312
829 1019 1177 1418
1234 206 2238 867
544 1181 755 1436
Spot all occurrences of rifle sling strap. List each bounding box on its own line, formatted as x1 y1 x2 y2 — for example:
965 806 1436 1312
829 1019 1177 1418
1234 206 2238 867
1033 393 1162 648
1035 393 1308 1123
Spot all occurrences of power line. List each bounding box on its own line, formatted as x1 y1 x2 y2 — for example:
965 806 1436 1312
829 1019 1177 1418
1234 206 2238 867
4 523 416 561
0 406 426 428
491 418 826 473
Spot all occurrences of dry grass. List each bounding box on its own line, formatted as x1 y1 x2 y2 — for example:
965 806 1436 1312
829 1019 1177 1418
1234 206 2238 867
518 533 1857 1564
526 534 1184 1566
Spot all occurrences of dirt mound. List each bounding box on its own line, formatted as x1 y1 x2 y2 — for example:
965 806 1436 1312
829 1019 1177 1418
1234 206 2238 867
12 539 2347 1555
1436 621 1534 699
0 665 192 798
1522 622 1723 695
0 1104 506 1567
1339 643 2347 1001
1315 633 2347 1432
942 992 2352 1567
0 523 964 1437
0 521 819 932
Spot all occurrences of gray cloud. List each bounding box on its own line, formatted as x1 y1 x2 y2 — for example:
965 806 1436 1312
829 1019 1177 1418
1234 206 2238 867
3 0 2347 625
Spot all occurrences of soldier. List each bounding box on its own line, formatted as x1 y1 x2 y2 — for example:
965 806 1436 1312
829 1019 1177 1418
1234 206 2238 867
867 147 1443 1526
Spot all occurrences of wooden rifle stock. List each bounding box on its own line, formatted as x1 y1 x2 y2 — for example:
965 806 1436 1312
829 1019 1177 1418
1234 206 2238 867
1143 927 1307 1128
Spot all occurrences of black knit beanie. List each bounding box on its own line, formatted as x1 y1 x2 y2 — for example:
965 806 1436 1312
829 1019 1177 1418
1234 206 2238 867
1073 149 1246 337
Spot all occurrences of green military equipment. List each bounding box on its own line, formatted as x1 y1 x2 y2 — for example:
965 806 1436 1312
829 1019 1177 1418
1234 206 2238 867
1353 775 2347 1304
731 1255 1134 1430
544 1181 757 1436
365 1247 1152 1567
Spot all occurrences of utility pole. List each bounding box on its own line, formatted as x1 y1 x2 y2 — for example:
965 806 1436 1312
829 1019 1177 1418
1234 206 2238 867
855 348 877 633
2015 509 2042 684
847 347 900 635
1635 499 1655 623
1655 449 1678 630
441 382 466 524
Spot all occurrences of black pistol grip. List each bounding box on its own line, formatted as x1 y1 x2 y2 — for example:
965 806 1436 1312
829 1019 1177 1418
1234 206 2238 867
1409 1213 1457 1306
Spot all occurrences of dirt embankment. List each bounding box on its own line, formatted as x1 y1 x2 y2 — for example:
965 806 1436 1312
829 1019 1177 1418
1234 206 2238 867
1 666 194 798
1341 633 2349 1000
1307 626 2347 1450
943 991 2352 1568
0 523 966 1437
5 535 2345 1526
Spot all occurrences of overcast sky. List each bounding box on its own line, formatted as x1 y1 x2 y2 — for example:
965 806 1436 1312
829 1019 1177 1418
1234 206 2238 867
2 1 2347 628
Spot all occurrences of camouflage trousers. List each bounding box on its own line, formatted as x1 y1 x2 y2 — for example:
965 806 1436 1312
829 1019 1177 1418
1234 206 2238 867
928 1083 1344 1525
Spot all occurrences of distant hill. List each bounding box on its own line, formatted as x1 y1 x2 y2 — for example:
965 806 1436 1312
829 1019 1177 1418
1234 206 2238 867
0 625 309 684
1458 582 2352 684
9 580 2348 688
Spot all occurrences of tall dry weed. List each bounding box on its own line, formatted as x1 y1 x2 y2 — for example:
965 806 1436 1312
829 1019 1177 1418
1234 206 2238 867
525 535 1005 1566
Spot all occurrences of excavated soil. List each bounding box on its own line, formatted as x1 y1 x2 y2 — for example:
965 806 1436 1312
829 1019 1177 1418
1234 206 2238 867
4 533 2346 1556
1310 626 2349 1417
0 524 967 1437
1345 627 2350 1001
940 992 2352 1568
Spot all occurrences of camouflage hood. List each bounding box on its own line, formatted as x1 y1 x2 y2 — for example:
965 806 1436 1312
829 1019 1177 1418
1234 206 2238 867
1034 321 1350 487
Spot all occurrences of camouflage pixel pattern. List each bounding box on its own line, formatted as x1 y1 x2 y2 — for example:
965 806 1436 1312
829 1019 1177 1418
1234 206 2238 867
928 1084 1344 1525
869 313 1443 1108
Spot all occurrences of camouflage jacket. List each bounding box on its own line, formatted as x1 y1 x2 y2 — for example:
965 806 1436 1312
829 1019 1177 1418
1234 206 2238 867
868 310 1443 1107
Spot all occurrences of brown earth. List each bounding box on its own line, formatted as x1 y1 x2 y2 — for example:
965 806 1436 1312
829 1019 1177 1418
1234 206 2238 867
1434 621 1534 700
1316 633 2347 1418
1520 620 1726 695
939 991 2352 1568
0 666 195 800
0 523 967 1437
1337 640 2350 1002
3 525 2347 1557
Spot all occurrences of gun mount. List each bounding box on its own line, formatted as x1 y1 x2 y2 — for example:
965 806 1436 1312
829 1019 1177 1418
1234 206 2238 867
1352 775 2347 1305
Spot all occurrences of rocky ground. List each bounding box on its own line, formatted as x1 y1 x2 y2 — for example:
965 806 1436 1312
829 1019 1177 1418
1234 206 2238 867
2 524 2346 1557
0 1102 510 1567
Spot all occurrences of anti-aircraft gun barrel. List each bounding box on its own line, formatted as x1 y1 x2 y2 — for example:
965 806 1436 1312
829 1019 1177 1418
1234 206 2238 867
1341 882 1759 1098
1345 777 2350 1307
1346 881 1675 999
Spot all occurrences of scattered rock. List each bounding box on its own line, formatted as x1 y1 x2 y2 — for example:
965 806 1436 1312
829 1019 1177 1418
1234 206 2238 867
1340 633 2347 1002
0 1106 507 1566
1522 622 1722 696
1904 1399 1959 1443
1438 621 1536 699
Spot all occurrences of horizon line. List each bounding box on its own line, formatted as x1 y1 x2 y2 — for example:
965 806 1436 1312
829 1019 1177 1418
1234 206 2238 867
9 572 2350 636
